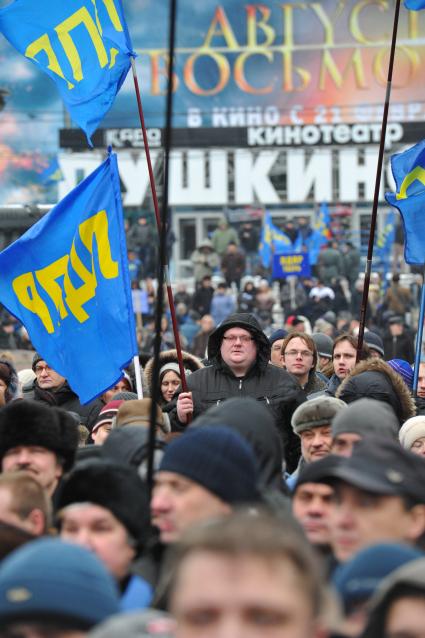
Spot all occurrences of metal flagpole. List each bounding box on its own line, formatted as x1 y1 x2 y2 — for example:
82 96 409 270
412 265 425 397
130 56 188 393
146 0 180 492
356 0 401 361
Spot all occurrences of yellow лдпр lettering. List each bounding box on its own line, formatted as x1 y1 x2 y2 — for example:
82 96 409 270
12 210 118 333
24 0 124 88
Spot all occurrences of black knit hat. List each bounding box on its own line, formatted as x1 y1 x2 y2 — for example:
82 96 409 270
159 425 260 505
0 400 79 471
364 331 385 357
57 461 151 545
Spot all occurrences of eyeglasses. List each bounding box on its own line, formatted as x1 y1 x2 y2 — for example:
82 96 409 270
34 364 52 374
222 335 254 344
284 349 313 358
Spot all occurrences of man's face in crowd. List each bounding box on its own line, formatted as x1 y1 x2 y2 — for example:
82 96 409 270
151 472 231 544
329 482 425 562
101 377 130 403
385 596 425 638
270 339 284 366
292 482 335 546
220 328 257 375
331 433 362 458
282 337 314 383
91 423 113 446
200 315 214 333
332 340 357 380
59 503 136 581
389 321 403 337
0 485 45 536
2 446 62 496
171 551 324 638
34 361 66 391
417 363 425 399
299 426 332 463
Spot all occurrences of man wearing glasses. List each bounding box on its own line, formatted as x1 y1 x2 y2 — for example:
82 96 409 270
170 313 306 473
280 332 326 395
31 353 102 431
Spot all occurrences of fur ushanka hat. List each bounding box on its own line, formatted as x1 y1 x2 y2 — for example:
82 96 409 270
0 400 79 471
57 461 151 546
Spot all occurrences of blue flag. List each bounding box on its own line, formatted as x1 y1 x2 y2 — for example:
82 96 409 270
259 212 292 268
0 151 137 404
314 202 332 246
39 157 64 185
405 1 425 9
376 210 396 267
385 139 425 265
0 0 134 144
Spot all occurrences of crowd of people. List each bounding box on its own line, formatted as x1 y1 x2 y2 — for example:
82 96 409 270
0 214 424 638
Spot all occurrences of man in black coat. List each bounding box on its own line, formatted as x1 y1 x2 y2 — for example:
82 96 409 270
169 313 306 472
30 353 102 431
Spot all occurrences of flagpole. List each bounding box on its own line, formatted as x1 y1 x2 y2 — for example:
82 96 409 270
133 354 144 399
130 57 188 393
356 0 401 361
412 265 425 397
147 0 180 492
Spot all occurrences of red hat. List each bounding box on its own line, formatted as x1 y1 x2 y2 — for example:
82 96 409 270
92 400 124 434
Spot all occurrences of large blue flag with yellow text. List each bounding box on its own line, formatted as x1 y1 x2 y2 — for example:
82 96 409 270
0 151 137 403
259 212 293 268
0 0 134 144
385 139 425 265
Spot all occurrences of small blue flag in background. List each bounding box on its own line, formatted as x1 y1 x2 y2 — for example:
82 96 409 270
0 151 137 404
39 157 64 185
259 212 292 268
0 0 134 144
405 1 425 10
385 139 425 265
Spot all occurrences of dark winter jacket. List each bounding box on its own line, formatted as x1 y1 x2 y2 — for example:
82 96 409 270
336 358 416 425
383 331 415 363
32 381 102 431
169 313 306 472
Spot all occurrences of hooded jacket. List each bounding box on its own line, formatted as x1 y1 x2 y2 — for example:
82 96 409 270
169 313 306 472
144 349 204 407
335 358 416 425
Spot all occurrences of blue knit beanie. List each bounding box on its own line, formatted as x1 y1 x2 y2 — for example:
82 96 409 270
269 329 287 346
333 542 423 613
387 359 414 389
159 425 260 504
0 538 120 628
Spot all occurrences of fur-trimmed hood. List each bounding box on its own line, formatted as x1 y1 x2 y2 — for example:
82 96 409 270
336 358 415 425
144 349 204 396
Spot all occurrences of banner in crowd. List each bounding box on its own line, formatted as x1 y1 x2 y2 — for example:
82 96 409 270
0 0 134 143
385 138 425 265
272 252 311 279
0 151 137 403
